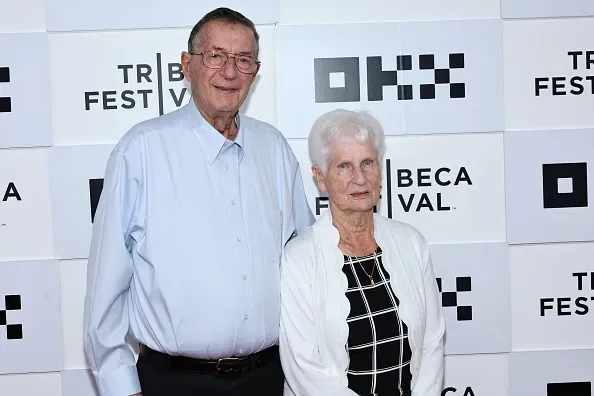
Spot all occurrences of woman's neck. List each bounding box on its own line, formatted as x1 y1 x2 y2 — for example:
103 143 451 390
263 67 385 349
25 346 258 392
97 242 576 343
331 207 377 256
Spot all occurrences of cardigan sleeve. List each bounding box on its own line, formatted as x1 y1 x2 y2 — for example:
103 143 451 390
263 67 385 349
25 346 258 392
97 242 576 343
412 238 446 396
279 246 358 396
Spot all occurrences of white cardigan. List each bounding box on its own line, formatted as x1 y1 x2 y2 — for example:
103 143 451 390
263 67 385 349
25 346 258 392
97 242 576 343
279 211 445 396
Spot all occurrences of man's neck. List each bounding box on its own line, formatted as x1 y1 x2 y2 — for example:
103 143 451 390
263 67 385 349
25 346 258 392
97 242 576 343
196 102 239 141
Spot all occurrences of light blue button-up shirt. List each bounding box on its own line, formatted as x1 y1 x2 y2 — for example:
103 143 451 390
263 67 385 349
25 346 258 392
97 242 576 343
83 100 315 396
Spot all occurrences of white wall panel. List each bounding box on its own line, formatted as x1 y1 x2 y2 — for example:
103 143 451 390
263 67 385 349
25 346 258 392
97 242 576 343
504 19 594 131
0 260 62 374
432 243 511 355
510 243 594 351
505 129 594 244
279 0 499 24
60 260 90 370
0 33 52 148
0 373 62 396
0 148 54 260
444 354 509 396
46 0 277 31
509 349 594 396
502 0 594 19
49 144 115 259
0 0 46 33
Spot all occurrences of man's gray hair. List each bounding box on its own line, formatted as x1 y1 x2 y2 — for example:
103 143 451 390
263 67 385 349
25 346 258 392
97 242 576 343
308 109 385 174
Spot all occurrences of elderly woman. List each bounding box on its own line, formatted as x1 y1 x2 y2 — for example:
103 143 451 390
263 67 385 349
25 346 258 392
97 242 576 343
279 109 445 396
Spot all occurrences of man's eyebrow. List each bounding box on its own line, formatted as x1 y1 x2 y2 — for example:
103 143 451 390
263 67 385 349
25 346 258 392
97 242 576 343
211 46 255 56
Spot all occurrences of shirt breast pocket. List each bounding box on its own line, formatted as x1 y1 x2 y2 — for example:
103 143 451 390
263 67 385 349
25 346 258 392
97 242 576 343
257 202 282 264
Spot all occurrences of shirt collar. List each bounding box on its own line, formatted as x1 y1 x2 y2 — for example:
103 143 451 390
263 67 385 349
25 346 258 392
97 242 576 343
186 99 245 166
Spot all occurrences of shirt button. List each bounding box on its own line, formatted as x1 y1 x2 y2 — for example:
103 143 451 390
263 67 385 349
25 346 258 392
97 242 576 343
244 314 248 320
225 164 229 169
239 348 244 353
243 274 247 280
231 200 236 205
237 237 242 242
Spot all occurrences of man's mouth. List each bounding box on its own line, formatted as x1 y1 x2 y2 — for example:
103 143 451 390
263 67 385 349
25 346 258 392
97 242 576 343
215 86 238 93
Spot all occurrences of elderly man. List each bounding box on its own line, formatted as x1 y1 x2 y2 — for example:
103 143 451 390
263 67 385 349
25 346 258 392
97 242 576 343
83 7 314 396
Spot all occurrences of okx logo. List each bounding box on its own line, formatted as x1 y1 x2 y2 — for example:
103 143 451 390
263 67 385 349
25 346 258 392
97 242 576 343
547 381 591 396
314 53 465 103
84 54 188 115
89 178 104 223
0 294 23 340
542 162 588 209
0 67 11 113
436 276 472 321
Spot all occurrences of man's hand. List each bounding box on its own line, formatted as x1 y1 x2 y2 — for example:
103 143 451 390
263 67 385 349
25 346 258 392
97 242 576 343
130 393 142 396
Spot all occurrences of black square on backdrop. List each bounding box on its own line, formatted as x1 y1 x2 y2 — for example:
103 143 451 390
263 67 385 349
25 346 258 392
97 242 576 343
547 381 591 396
396 55 412 70
456 277 472 292
450 83 466 98
7 324 23 340
0 310 6 326
542 162 588 209
398 85 413 100
0 97 11 113
442 292 457 307
457 306 473 321
419 54 435 69
0 67 9 83
435 69 450 84
5 295 21 310
420 84 436 99
449 53 465 69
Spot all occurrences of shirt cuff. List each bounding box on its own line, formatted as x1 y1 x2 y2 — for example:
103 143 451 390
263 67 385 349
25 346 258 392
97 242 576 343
96 364 141 396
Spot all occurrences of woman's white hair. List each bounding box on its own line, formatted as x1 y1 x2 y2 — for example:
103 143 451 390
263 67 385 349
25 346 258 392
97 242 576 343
308 109 385 174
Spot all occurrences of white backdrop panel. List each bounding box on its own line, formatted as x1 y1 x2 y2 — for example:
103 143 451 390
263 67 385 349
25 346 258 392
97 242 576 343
50 26 276 145
505 129 594 244
279 0 500 24
0 33 52 148
60 259 89 370
0 373 62 396
0 148 54 260
0 260 62 374
510 243 594 351
443 354 509 396
502 0 594 19
45 0 277 31
49 144 115 259
431 243 511 355
276 19 503 138
509 349 594 396
288 133 506 244
62 369 99 396
0 0 46 33
504 18 594 131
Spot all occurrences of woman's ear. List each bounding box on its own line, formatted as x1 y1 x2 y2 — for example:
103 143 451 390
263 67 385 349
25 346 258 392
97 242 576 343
311 165 327 192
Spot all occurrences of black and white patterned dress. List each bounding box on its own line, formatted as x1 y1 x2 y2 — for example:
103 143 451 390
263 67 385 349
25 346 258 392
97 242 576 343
342 246 413 396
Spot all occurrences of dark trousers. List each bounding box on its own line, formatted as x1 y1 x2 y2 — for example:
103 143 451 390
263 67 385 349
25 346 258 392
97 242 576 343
137 346 285 396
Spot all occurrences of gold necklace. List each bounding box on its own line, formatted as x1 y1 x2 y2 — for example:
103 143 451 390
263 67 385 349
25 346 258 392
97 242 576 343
342 239 376 286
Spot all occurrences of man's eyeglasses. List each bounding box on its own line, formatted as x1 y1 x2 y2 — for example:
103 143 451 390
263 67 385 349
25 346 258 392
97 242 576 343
190 50 260 74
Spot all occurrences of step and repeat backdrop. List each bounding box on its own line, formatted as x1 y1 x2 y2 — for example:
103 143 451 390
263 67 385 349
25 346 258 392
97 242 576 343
1 0 594 395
